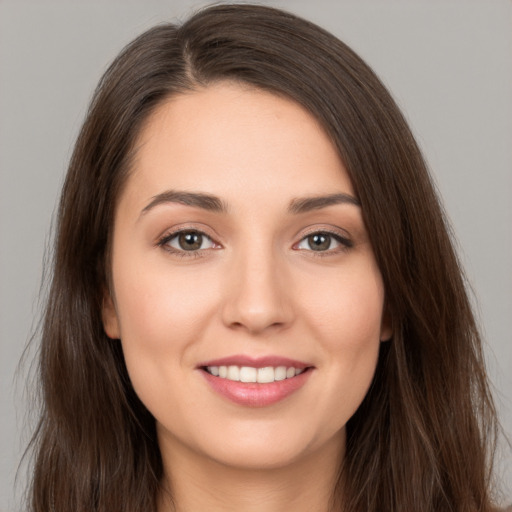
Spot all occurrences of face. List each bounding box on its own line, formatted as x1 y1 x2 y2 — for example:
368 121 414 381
103 82 391 471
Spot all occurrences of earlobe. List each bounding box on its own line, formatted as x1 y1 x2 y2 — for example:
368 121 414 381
380 308 393 342
380 325 393 342
102 290 120 339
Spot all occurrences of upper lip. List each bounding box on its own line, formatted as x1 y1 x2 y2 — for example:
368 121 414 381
197 355 312 369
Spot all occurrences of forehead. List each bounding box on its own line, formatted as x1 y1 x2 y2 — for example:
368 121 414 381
122 82 354 213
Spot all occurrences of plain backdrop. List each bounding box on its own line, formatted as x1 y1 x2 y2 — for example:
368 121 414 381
1 1 511 510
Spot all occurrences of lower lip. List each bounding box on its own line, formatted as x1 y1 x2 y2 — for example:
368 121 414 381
200 368 313 407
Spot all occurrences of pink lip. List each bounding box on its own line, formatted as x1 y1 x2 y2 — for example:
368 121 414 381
197 354 314 408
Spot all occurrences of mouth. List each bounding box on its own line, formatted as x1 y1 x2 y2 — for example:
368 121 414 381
203 365 307 383
197 355 314 407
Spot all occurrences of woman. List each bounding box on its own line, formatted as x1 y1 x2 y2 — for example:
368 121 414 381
28 4 502 511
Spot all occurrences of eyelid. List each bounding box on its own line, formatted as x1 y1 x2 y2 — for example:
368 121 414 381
155 223 352 257
167 231 216 251
156 224 222 256
296 224 352 242
156 222 220 243
293 226 353 253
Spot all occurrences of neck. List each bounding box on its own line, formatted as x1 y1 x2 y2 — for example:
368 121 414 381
157 432 345 512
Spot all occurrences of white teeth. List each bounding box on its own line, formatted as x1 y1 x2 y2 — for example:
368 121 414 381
206 365 305 383
227 366 240 381
257 367 275 383
274 366 287 381
240 366 257 382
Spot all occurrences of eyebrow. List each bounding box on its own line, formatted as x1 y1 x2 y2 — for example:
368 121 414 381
139 190 360 218
287 193 360 214
140 190 229 217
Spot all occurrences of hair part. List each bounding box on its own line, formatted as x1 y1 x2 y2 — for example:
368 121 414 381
28 4 499 511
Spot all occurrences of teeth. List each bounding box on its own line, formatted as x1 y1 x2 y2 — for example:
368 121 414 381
206 365 305 383
274 366 287 381
240 366 257 383
227 366 240 381
257 367 274 383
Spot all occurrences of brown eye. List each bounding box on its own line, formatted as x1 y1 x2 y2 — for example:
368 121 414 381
178 231 203 251
295 231 352 253
161 230 216 252
307 233 331 251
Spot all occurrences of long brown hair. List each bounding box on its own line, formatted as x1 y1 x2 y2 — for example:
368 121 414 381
28 4 499 511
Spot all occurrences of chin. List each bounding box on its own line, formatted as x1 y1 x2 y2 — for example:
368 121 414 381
193 423 345 472
207 444 311 471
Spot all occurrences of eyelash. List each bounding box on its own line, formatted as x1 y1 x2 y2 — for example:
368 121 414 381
156 228 353 258
294 229 353 257
157 229 218 259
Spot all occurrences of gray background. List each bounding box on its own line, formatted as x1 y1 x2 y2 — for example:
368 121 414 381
1 0 511 510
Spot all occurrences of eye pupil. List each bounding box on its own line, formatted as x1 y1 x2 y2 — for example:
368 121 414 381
179 232 202 250
308 233 330 251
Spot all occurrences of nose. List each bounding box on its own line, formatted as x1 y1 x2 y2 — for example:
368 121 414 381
221 245 294 335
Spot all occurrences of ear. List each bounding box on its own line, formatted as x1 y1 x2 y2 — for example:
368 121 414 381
380 306 393 342
102 289 120 339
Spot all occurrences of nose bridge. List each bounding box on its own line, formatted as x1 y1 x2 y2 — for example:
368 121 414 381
222 237 293 333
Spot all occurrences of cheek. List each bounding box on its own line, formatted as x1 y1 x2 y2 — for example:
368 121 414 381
298 260 385 417
112 263 222 429
111 257 221 394
114 256 217 339
301 259 385 346
322 285 382 386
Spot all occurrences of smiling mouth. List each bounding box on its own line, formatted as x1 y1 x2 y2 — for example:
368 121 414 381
203 365 307 383
199 357 314 407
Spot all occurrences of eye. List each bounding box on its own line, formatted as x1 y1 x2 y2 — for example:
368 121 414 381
159 230 216 252
295 231 352 252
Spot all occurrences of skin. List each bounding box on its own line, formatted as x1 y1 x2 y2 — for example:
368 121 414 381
103 82 392 512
